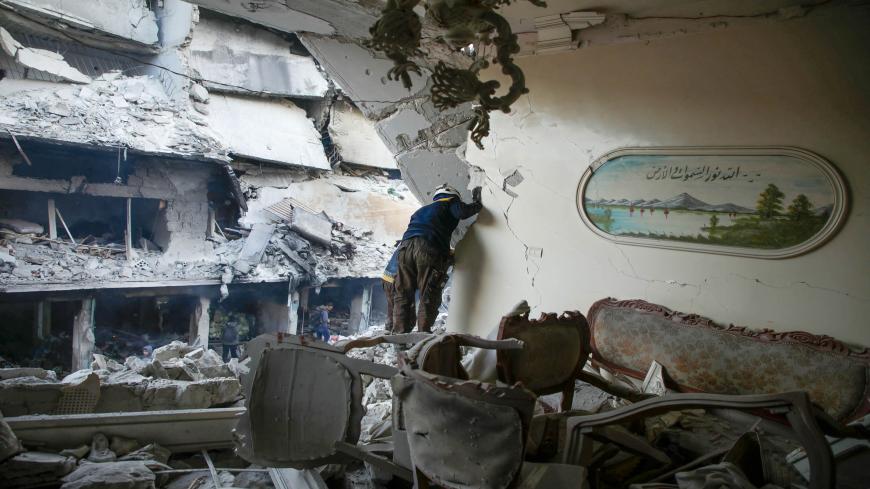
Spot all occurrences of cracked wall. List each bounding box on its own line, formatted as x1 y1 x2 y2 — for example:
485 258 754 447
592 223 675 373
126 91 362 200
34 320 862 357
452 5 870 346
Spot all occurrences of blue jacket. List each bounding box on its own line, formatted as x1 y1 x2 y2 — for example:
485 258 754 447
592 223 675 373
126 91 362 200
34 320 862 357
400 196 482 254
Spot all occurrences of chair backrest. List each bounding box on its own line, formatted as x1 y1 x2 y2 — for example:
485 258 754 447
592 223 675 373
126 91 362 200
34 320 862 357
497 311 590 410
235 334 396 467
392 367 537 489
587 298 870 422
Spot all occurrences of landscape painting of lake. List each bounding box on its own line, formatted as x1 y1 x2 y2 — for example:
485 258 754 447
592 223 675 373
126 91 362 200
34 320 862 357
578 149 846 257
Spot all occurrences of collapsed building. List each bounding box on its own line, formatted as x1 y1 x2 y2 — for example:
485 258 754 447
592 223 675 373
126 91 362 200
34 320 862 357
0 1 418 373
0 0 869 488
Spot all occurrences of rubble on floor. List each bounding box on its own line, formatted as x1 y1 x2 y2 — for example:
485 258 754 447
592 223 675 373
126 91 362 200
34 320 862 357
0 341 245 416
1 213 394 291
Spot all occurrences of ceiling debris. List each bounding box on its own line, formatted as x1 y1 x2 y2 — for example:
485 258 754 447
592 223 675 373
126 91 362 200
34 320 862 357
328 101 398 170
189 11 329 98
0 27 90 84
205 94 330 170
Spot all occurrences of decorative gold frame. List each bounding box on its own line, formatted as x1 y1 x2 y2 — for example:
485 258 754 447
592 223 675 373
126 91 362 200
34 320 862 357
576 146 849 259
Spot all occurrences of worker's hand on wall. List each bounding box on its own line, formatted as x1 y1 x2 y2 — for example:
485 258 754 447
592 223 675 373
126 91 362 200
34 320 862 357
472 186 482 204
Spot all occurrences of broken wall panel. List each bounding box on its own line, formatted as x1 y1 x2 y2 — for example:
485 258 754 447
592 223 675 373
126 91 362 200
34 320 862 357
299 35 428 119
329 102 397 170
205 94 330 170
189 11 329 99
0 0 159 48
241 177 417 246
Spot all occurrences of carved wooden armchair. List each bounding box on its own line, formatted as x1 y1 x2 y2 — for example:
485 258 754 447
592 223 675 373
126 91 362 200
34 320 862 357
496 310 591 411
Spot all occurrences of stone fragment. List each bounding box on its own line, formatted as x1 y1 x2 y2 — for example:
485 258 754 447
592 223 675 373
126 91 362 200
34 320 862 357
59 445 90 460
0 368 57 382
0 452 76 488
0 410 21 462
119 443 171 465
109 436 140 457
61 460 156 489
190 83 210 103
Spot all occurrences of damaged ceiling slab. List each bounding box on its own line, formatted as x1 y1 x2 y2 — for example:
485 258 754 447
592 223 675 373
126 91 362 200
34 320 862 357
0 0 159 51
189 11 329 98
205 94 330 170
328 101 397 170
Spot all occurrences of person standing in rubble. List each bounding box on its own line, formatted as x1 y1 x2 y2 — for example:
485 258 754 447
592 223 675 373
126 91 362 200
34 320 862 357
314 303 333 343
386 184 482 333
221 318 240 362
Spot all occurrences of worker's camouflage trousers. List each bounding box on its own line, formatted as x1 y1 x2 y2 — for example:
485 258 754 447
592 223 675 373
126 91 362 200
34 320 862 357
387 237 450 334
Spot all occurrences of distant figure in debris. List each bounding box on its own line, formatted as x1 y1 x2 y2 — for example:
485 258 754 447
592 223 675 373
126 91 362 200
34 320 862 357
222 319 240 362
315 303 333 343
141 345 153 359
385 184 482 333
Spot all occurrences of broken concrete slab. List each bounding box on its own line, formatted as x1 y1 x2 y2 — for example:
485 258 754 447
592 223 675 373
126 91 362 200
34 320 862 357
3 0 159 46
329 102 397 170
61 460 158 489
0 451 77 488
289 208 333 247
0 410 21 462
190 11 329 98
0 367 57 381
6 407 243 453
0 218 44 234
0 27 90 83
0 381 63 416
234 223 275 275
206 94 330 170
299 35 427 119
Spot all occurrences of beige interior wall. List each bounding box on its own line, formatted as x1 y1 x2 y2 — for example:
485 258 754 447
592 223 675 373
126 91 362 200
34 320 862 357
450 7 870 346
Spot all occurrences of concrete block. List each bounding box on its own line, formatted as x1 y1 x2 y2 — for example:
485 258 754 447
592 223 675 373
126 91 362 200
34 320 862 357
290 208 333 246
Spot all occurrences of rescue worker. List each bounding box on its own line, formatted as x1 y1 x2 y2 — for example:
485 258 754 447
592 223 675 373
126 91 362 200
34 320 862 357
386 184 482 333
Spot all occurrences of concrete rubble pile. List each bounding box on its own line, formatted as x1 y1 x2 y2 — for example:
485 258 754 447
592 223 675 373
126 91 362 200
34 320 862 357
0 73 226 159
0 341 245 417
1 205 395 292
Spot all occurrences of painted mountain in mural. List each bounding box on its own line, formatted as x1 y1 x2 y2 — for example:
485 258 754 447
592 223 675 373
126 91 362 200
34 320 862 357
586 193 753 213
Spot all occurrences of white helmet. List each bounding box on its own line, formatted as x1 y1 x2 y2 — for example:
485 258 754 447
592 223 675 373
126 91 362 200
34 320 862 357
432 184 460 200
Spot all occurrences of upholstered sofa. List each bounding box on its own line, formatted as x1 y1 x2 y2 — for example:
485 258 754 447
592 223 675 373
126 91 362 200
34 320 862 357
586 298 870 423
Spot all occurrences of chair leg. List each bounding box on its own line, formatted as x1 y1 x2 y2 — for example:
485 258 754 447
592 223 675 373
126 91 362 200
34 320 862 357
413 465 432 489
561 383 575 411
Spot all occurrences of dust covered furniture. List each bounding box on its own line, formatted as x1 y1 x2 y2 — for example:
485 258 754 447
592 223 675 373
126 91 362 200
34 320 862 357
560 390 864 489
392 365 589 489
587 298 870 423
234 333 399 468
496 310 590 411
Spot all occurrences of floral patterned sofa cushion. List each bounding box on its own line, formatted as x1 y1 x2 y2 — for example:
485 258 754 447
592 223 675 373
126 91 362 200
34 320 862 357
587 298 870 422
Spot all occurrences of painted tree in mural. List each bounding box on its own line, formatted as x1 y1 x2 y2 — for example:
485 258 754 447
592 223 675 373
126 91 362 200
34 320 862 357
708 213 719 232
787 194 813 221
756 183 785 219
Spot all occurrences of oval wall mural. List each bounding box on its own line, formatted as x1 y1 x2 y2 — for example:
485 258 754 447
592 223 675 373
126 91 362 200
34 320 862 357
577 147 848 258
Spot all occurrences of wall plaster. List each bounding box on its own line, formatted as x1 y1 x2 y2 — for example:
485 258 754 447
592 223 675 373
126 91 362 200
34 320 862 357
453 4 870 346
